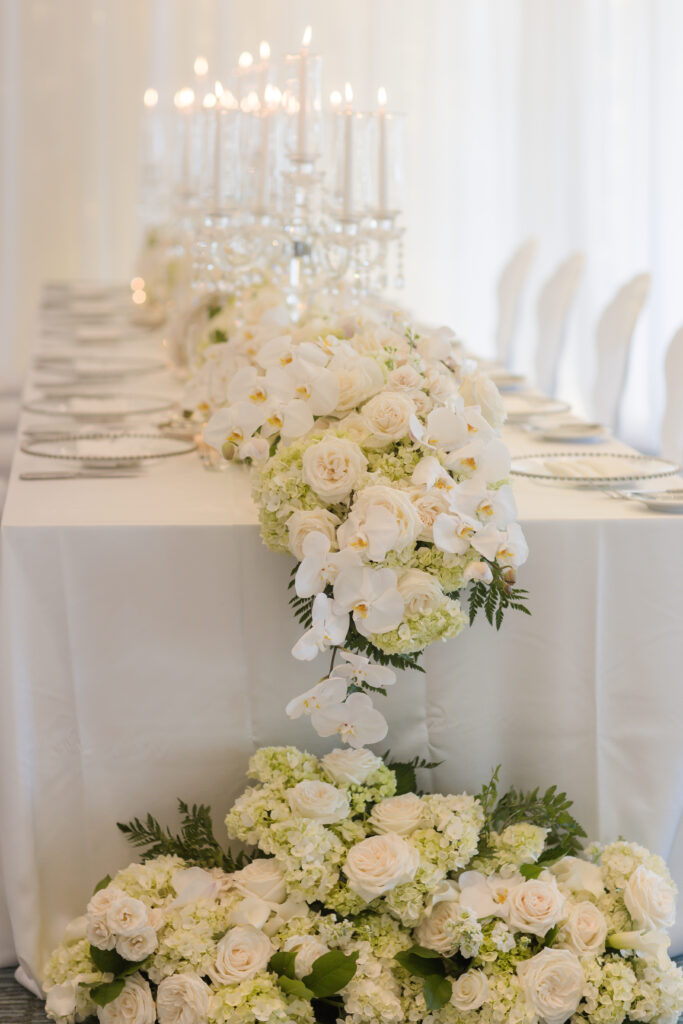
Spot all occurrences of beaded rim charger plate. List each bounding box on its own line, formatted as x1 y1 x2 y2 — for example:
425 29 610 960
510 451 680 485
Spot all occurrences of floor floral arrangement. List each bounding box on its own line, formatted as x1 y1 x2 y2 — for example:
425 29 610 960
43 748 683 1024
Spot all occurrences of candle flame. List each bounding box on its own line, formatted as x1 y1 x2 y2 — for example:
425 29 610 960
302 25 312 48
143 87 158 108
259 40 271 61
241 89 260 113
264 83 281 108
203 92 217 109
219 89 238 110
214 80 224 98
238 50 254 69
344 82 353 105
193 56 209 77
131 277 145 291
174 87 195 109
330 89 342 108
377 86 388 107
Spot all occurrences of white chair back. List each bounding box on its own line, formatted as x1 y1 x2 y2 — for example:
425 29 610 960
592 273 651 431
660 325 683 465
494 238 539 368
534 252 585 395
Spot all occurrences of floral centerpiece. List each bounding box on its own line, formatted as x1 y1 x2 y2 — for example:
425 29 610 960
43 747 683 1024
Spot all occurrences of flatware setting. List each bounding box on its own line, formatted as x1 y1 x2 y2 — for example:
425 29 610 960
19 469 142 481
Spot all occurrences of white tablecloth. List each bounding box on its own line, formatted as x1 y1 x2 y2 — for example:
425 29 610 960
1 331 682 983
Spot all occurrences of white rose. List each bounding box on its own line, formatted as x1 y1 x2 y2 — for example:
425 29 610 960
343 833 420 902
116 926 158 962
287 780 350 824
97 973 155 1024
550 856 604 898
233 859 287 904
287 509 341 561
459 372 505 430
322 747 382 785
45 982 77 1018
387 365 424 391
507 876 566 937
330 352 385 412
361 391 416 446
106 897 150 937
209 925 273 985
560 901 607 956
87 885 126 917
337 411 372 444
411 489 453 542
415 900 463 955
451 970 489 1011
171 867 220 907
283 934 330 978
345 485 421 551
624 865 676 930
156 972 211 1024
302 437 367 502
369 794 424 835
87 914 116 951
64 915 89 944
517 948 584 1024
396 568 447 618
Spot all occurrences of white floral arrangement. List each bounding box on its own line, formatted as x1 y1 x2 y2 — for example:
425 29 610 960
200 316 530 745
43 747 683 1024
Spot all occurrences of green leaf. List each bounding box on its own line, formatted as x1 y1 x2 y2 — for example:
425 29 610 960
542 924 559 947
269 950 298 980
210 328 228 344
89 980 125 1007
89 945 129 976
410 945 445 959
92 874 111 895
520 862 544 879
278 976 314 1000
303 950 359 998
423 974 452 1011
207 304 223 319
395 950 445 979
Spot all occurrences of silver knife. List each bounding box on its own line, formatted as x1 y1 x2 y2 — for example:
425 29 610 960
19 470 140 480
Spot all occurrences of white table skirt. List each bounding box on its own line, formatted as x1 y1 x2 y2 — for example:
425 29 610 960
1 339 682 982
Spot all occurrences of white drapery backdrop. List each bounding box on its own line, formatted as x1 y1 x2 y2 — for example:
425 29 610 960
1 0 682 450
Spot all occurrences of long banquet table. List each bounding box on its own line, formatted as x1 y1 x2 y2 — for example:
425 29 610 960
1 312 682 986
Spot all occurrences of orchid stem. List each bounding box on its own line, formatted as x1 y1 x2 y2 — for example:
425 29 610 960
328 646 339 676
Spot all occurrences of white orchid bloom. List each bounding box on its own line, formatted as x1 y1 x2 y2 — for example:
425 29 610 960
474 483 517 528
416 326 458 363
411 456 456 495
443 438 510 482
295 532 362 597
229 895 272 929
227 365 275 407
255 334 297 370
204 403 265 453
433 511 481 555
291 593 349 661
472 522 529 567
606 930 671 970
270 358 340 417
311 691 389 748
333 566 404 638
285 676 349 720
238 436 270 462
463 405 496 441
337 506 401 563
410 407 469 452
463 561 494 585
458 870 521 920
335 650 397 689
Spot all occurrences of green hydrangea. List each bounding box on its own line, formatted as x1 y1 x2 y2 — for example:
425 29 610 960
209 973 315 1024
364 440 423 481
247 746 324 786
370 599 466 654
492 823 548 867
573 955 637 1024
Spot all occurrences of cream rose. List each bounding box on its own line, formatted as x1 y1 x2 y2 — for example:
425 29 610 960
387 365 424 391
156 973 211 1024
283 934 330 979
116 926 158 962
64 915 89 944
287 509 341 561
624 865 676 930
361 391 416 445
346 485 421 551
329 352 385 411
233 859 287 904
369 794 424 836
86 914 116 951
550 856 604 898
411 489 453 542
209 925 273 985
45 982 78 1019
397 569 446 618
322 747 382 785
98 973 156 1024
459 372 505 430
106 897 150 937
87 885 126 918
287 780 350 824
301 437 367 502
517 948 584 1024
560 901 607 956
451 970 489 1011
507 876 565 937
343 833 420 902
415 900 463 955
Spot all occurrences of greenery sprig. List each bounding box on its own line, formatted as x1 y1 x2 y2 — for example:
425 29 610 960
467 559 530 629
383 752 442 795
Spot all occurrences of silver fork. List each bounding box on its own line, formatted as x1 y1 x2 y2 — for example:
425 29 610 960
20 470 140 481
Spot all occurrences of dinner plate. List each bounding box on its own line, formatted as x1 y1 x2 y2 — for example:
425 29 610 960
488 370 528 392
623 488 683 513
510 451 680 484
532 422 610 444
21 432 196 466
23 392 175 421
36 354 165 379
504 394 571 422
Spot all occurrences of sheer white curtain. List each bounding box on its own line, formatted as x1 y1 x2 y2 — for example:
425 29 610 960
1 0 682 449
